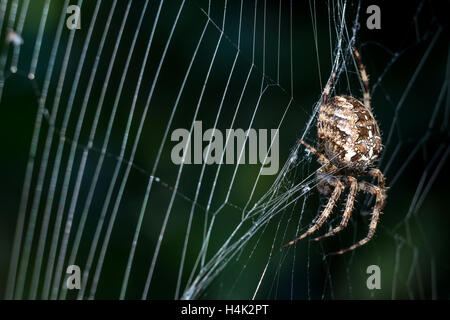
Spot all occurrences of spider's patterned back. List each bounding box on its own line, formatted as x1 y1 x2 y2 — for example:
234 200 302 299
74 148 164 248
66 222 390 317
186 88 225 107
317 95 382 172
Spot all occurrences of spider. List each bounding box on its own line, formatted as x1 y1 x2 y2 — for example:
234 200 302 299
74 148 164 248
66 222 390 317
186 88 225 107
285 48 387 255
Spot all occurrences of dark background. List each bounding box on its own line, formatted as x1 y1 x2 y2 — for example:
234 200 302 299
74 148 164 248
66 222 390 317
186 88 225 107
0 0 449 299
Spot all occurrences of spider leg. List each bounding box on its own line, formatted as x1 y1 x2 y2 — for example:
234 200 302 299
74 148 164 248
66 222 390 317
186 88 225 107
322 71 336 105
298 139 338 172
312 177 358 241
284 179 343 247
353 47 371 110
330 181 386 255
369 168 386 190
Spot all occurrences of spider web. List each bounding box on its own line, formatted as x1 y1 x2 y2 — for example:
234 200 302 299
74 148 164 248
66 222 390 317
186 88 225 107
0 0 448 300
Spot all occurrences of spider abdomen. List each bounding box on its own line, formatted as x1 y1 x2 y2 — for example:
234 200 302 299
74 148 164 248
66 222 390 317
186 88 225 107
317 95 382 171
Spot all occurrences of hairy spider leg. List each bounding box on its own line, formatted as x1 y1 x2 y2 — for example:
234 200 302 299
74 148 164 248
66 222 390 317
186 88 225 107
369 168 386 190
312 176 358 241
330 181 386 255
284 179 343 247
322 71 337 105
298 139 338 172
353 48 371 110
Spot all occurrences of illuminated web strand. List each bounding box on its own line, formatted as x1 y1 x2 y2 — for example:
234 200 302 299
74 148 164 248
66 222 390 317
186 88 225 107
5 0 71 299
89 0 184 300
15 0 82 300
172 17 229 300
39 0 86 299
47 0 105 300
196 0 262 269
0 0 8 38
58 0 120 300
10 0 30 73
381 28 442 165
76 0 153 300
0 0 18 100
28 0 51 80
30 0 105 300
141 2 226 299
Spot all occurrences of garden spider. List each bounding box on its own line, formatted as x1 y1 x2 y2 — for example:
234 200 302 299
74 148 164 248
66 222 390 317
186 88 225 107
285 48 387 255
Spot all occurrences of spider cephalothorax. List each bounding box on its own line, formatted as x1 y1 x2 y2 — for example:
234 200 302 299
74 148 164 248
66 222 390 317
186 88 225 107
285 48 387 255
